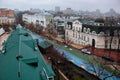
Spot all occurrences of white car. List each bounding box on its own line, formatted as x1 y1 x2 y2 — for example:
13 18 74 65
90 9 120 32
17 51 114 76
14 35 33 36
64 45 68 47
81 49 91 55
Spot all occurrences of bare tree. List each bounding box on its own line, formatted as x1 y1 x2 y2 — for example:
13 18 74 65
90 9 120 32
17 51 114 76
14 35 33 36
35 24 44 34
45 24 57 37
65 38 72 45
85 56 120 80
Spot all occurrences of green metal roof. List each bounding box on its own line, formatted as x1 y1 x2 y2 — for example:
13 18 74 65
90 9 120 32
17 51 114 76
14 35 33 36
38 41 52 49
0 24 55 80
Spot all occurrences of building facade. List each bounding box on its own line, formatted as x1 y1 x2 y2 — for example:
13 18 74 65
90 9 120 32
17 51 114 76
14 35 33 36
0 8 15 25
55 6 60 12
54 17 65 38
22 12 53 28
65 20 120 49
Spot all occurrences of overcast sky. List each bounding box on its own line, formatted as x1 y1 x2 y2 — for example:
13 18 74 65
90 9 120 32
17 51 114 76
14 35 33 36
0 0 120 13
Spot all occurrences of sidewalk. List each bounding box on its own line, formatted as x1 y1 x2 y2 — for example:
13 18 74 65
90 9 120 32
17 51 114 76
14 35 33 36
48 34 85 50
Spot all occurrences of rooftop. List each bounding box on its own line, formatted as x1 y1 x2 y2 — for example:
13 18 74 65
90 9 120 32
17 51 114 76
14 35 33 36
0 25 55 80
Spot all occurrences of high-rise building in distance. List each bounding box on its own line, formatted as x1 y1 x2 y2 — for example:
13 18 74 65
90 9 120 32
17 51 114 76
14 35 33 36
55 6 60 12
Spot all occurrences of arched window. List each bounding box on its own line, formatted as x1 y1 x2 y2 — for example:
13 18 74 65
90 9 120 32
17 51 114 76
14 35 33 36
98 31 105 36
113 40 117 44
114 30 117 36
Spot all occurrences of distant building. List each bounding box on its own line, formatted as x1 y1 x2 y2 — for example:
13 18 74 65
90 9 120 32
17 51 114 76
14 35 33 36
0 8 15 25
53 16 66 38
22 12 53 28
65 19 120 49
30 8 41 13
53 15 80 38
63 8 75 15
55 6 60 12
0 24 55 80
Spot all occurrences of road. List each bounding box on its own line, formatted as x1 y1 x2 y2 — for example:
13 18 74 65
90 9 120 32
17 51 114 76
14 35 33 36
0 33 9 50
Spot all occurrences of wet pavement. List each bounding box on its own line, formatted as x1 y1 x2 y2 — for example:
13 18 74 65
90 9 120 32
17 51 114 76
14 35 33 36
85 47 120 63
52 35 120 63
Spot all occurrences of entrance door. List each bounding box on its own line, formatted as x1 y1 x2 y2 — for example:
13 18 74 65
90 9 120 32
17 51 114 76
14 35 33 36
92 39 95 47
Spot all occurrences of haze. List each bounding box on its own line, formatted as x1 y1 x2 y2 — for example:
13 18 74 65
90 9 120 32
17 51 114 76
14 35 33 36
0 0 120 13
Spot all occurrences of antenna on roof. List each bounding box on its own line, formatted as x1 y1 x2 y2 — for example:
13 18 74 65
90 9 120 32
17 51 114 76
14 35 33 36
1 48 6 54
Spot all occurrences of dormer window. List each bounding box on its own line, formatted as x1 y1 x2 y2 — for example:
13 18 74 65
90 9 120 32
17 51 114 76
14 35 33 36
98 31 105 36
87 28 90 34
83 27 86 33
92 31 97 35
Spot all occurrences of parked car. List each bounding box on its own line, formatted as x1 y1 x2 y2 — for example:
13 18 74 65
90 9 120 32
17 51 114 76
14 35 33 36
102 54 114 62
64 45 68 47
81 49 91 55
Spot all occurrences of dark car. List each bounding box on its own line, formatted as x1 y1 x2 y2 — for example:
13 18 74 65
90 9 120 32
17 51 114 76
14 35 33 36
102 55 114 62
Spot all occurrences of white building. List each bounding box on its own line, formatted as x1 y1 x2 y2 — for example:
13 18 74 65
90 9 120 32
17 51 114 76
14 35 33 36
22 12 53 28
63 8 75 15
65 20 120 49
55 6 60 12
0 28 5 35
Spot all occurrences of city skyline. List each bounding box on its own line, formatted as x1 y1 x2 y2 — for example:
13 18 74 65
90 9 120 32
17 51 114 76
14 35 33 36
0 0 120 13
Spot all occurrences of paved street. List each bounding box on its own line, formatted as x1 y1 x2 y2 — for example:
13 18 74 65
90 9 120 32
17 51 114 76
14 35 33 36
0 33 9 50
43 35 120 75
86 47 120 63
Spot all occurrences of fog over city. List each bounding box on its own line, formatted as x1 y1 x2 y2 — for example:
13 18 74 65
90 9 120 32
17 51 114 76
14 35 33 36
0 0 120 13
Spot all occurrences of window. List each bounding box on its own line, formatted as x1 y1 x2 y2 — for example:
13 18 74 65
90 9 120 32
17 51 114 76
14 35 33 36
72 26 75 30
79 35 80 39
87 37 89 42
87 28 90 33
68 24 70 28
105 40 108 48
106 30 110 36
113 40 117 44
76 27 78 31
84 36 86 41
81 35 83 40
114 30 117 36
76 33 77 38
99 31 105 36
79 27 81 32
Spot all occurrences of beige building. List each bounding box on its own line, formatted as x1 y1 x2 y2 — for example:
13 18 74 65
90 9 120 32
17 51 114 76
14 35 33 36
65 20 120 49
0 17 15 25
0 8 15 25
